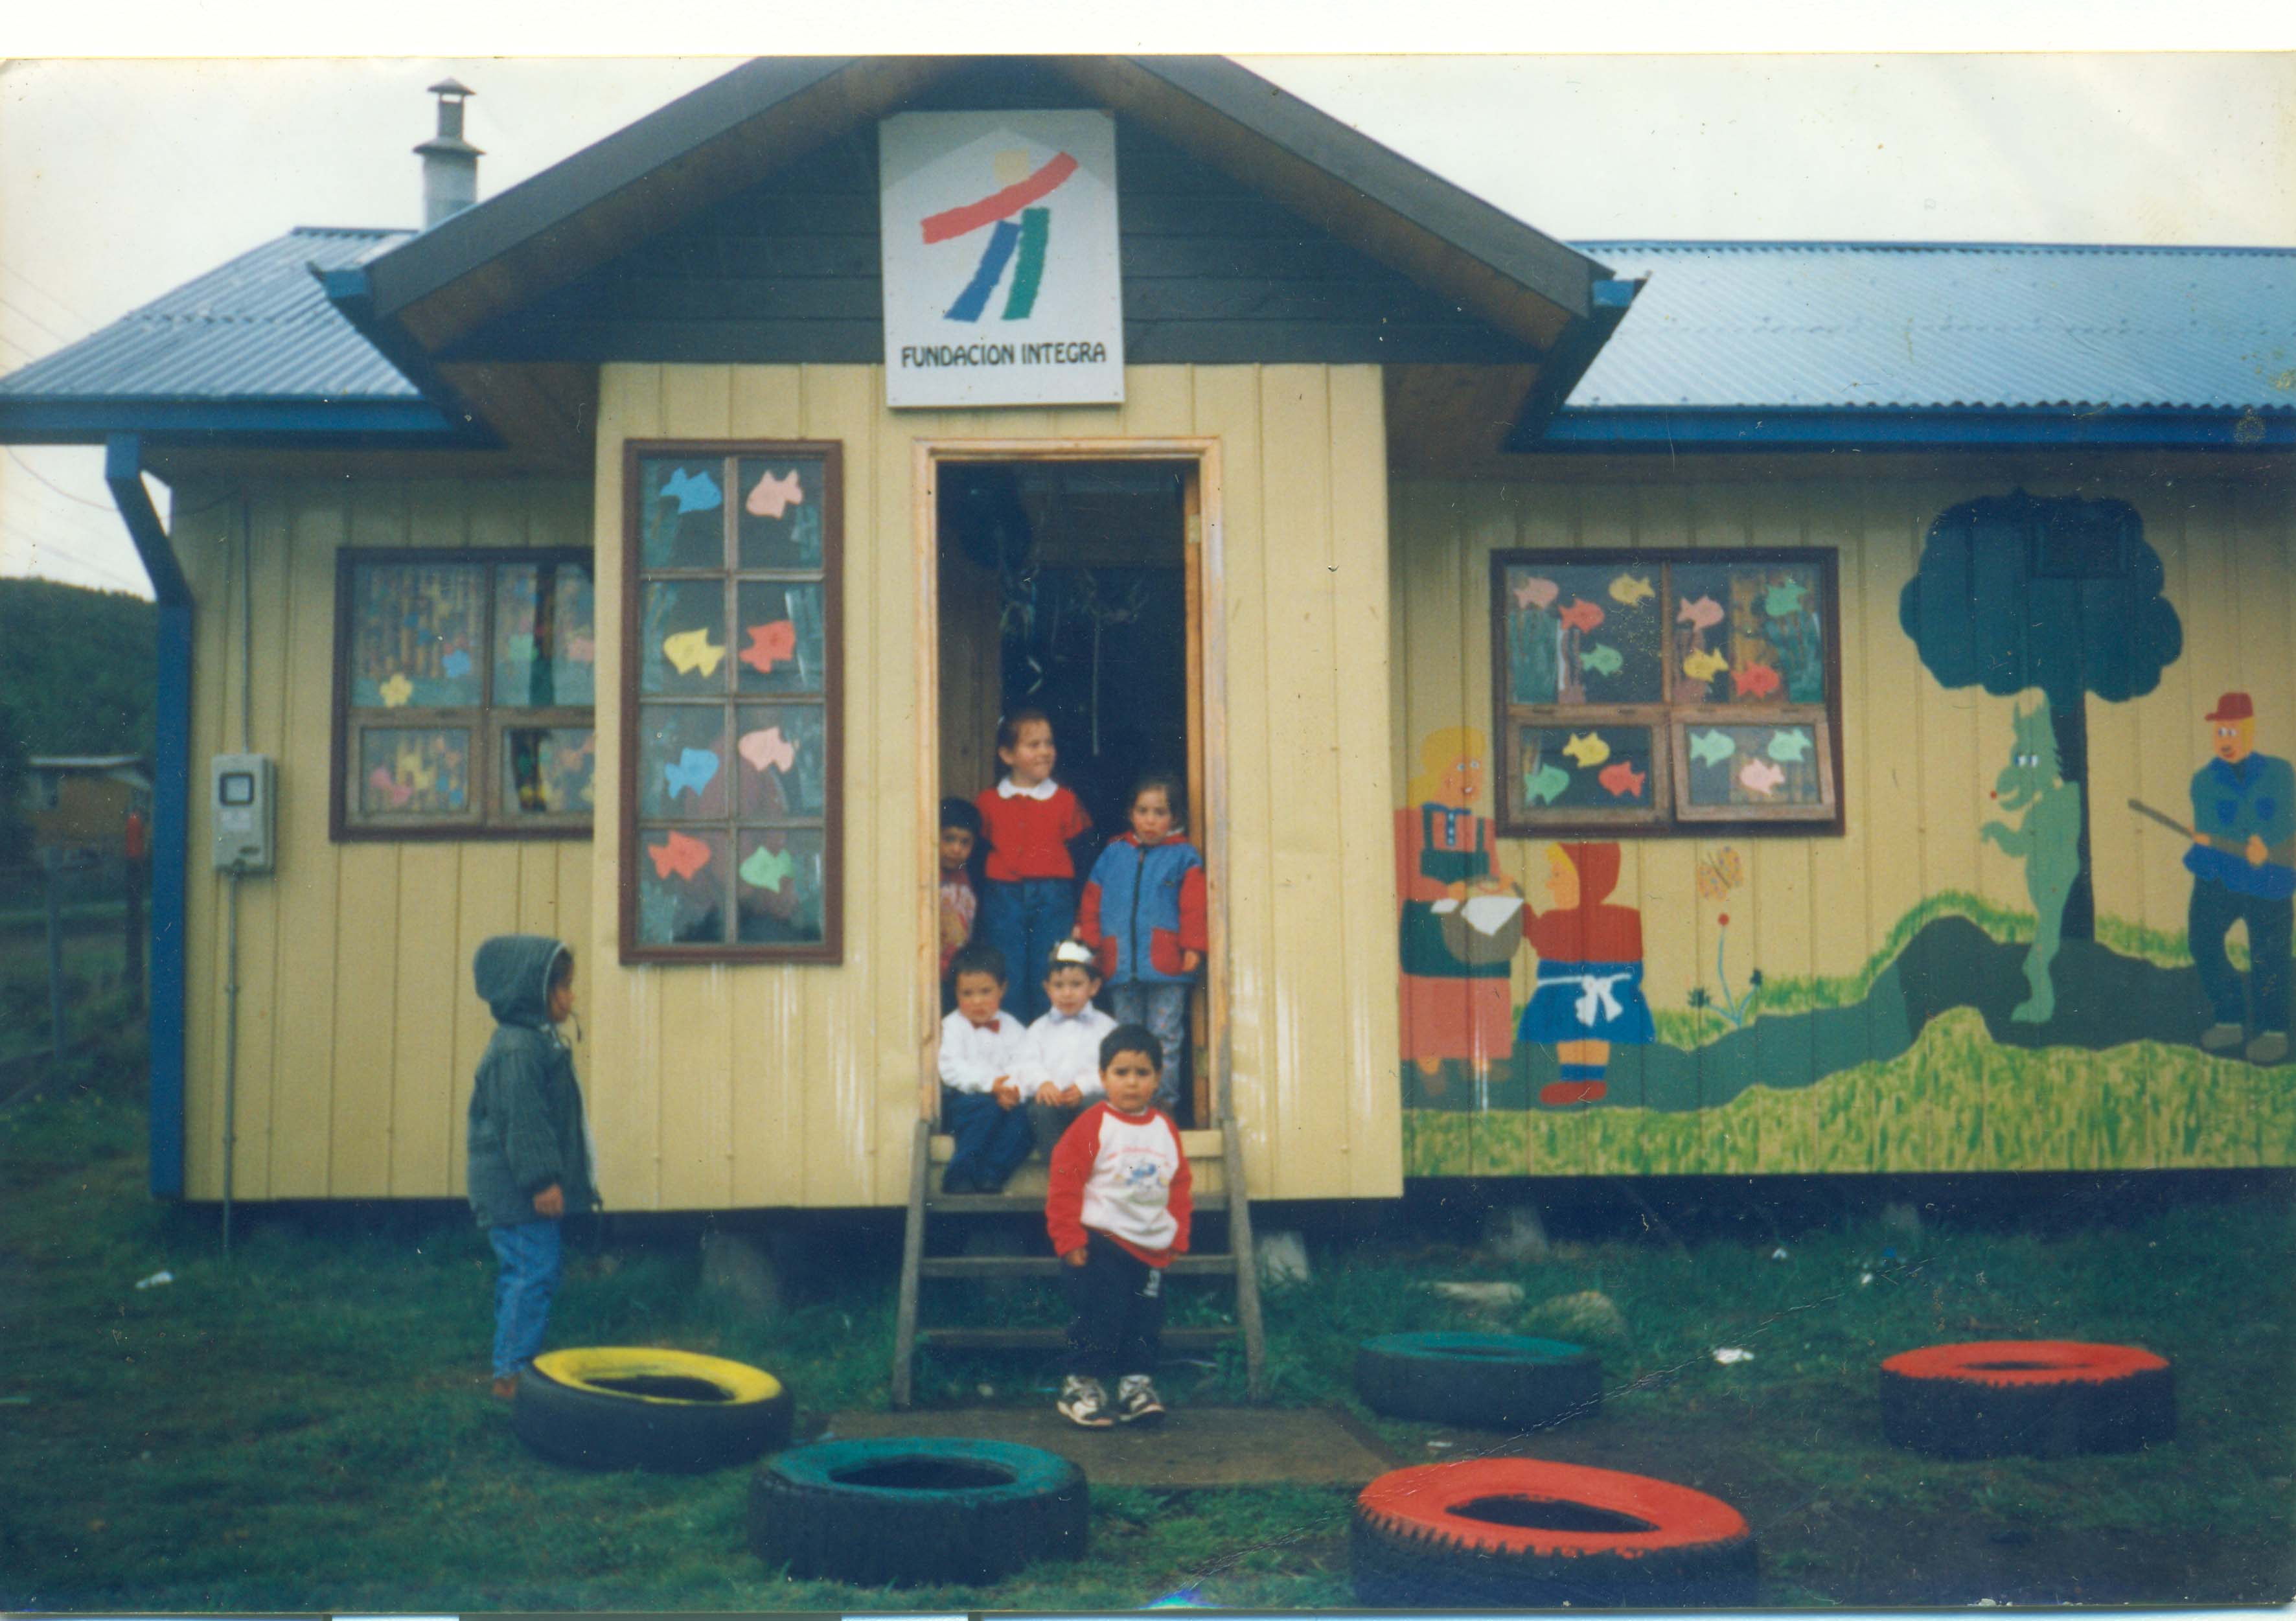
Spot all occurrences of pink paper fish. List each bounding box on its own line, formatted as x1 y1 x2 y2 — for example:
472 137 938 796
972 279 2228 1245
368 765 413 809
1678 595 1725 632
647 831 713 882
566 634 596 665
1732 661 1782 699
1598 759 1646 799
1557 597 1606 633
746 468 806 520
1739 758 1786 798
1513 574 1560 611
739 726 798 774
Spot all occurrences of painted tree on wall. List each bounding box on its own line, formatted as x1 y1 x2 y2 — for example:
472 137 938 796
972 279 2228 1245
1899 489 2183 941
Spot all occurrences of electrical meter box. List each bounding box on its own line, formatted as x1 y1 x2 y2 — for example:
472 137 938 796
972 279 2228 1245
210 753 276 873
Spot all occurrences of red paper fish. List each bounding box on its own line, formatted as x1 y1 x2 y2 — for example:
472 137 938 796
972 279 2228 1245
1732 661 1782 699
1599 759 1646 799
739 619 799 674
746 468 806 520
1557 598 1607 633
647 830 713 882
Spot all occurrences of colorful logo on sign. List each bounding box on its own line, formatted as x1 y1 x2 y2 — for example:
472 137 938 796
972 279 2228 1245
921 150 1080 323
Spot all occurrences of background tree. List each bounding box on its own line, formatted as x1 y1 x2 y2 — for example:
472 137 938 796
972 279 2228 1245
0 579 155 757
1899 489 2183 941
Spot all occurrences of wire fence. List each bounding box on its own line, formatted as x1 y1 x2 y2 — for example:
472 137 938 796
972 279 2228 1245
0 853 145 1074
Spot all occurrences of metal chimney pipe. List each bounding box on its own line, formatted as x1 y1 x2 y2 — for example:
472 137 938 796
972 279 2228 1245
415 78 481 229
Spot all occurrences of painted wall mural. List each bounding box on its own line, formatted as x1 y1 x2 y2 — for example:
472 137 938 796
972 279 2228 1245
1399 489 2296 1177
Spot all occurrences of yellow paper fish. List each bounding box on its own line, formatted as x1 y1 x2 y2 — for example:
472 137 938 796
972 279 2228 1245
1682 648 1729 683
378 671 413 709
1608 573 1655 606
662 627 726 678
395 746 437 794
1562 731 1611 768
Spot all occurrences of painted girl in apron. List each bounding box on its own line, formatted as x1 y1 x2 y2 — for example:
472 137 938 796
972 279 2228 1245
1395 726 1521 1103
1519 841 1652 1106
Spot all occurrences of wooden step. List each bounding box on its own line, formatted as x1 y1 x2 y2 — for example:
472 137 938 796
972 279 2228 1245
921 1324 1238 1351
929 1129 1224 1162
918 1252 1241 1280
924 1187 1228 1215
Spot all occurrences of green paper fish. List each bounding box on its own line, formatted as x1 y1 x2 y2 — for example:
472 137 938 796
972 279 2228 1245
1688 728 1737 768
1580 642 1624 677
1766 728 1815 763
1526 761 1572 806
1764 577 1809 617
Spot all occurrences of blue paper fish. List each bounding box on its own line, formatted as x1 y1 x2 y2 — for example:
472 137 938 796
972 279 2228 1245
1526 761 1572 806
663 746 720 799
1764 577 1809 617
660 467 722 514
1688 728 1738 768
1766 728 1815 763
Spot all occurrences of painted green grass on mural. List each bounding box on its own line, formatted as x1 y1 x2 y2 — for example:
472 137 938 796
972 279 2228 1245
1416 1008 2296 1178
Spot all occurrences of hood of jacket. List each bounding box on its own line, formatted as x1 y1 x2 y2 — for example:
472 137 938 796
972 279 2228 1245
473 934 568 1029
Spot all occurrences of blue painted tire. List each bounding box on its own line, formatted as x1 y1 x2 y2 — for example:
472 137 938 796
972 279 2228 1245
749 1437 1088 1587
1357 1332 1602 1431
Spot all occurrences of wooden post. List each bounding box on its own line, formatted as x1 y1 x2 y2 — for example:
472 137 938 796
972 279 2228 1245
123 858 146 1012
42 847 66 1061
890 1116 932 1410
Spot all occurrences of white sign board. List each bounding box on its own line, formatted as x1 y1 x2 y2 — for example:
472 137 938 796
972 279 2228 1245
879 111 1125 409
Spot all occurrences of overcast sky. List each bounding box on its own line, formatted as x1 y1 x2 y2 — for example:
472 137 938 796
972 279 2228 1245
3 43 2291 596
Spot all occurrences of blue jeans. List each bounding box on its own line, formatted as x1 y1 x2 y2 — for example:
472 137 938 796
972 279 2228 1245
980 878 1075 1022
943 1088 1036 1190
1110 981 1188 1112
488 1219 562 1379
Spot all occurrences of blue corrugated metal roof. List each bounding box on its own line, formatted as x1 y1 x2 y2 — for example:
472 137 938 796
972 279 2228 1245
1562 242 2296 413
0 227 420 402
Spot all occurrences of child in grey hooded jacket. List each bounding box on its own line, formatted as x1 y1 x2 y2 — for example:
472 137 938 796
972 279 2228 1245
468 934 598 1397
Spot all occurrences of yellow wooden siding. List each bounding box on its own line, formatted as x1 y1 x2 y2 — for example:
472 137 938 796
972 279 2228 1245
583 362 1401 1209
171 477 593 1202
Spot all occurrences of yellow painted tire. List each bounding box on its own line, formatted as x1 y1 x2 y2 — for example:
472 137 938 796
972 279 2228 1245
514 1347 793 1472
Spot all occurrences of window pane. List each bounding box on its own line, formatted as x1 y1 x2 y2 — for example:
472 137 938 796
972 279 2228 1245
637 706 732 820
639 580 729 696
637 457 728 569
494 561 597 707
735 704 827 820
1672 562 1826 705
736 829 827 945
636 829 729 945
1500 563 1664 706
737 457 827 570
348 563 485 708
1513 724 1657 813
503 726 596 816
1681 722 1828 808
358 726 472 817
733 581 826 695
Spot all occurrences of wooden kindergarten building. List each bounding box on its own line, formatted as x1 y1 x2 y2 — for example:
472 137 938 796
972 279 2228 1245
2 56 2291 1215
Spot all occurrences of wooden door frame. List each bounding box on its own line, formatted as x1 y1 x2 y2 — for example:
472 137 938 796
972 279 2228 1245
913 437 1228 1123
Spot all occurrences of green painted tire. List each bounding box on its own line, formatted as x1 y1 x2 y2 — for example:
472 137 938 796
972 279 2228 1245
1356 1332 1601 1431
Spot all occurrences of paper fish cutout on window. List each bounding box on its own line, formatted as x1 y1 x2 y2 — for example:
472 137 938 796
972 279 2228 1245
566 634 596 665
746 468 806 520
1688 728 1738 767
738 726 798 775
1678 595 1725 632
1599 759 1646 799
1579 643 1624 677
442 647 472 680
1765 728 1815 763
647 830 713 882
1607 573 1655 606
367 766 413 809
739 619 799 675
662 628 726 677
662 746 720 800
658 467 721 514
1556 599 1607 634
503 633 538 664
1732 661 1782 699
1739 759 1787 798
1512 574 1559 612
396 746 438 794
378 672 414 709
739 844 796 893
1561 731 1611 768
1682 649 1729 684
1763 577 1810 617
1525 761 1572 806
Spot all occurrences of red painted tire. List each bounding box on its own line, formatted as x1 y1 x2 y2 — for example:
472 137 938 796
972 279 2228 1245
1880 1340 2175 1458
1351 1458 1758 1607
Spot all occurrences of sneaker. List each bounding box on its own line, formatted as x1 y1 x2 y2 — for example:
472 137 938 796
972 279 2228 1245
940 1166 979 1196
2203 1022 2245 1053
1113 1373 1166 1425
2247 1030 2289 1066
1057 1374 1116 1429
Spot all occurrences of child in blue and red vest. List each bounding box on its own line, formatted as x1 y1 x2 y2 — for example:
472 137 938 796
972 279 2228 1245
1074 774 1205 1113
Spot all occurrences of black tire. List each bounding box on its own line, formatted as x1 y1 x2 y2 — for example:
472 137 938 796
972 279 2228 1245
514 1347 793 1472
1351 1458 1758 1608
1355 1332 1601 1431
1879 1340 2175 1459
750 1437 1087 1588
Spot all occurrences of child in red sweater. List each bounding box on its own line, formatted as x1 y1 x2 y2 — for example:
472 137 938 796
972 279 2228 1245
974 709 1093 1023
1046 1023 1191 1428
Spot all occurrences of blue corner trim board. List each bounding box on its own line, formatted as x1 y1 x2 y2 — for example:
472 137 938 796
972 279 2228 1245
1523 408 2296 452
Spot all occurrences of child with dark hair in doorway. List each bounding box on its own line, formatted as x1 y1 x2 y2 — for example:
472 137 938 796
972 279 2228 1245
1075 773 1205 1112
937 796 984 1013
936 941 1034 1195
1020 938 1117 1157
1046 1023 1191 1429
974 710 1093 1024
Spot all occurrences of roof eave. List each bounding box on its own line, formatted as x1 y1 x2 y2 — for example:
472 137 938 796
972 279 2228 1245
1523 406 2296 452
0 395 465 446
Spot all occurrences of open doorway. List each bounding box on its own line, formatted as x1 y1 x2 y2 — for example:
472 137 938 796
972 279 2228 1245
934 455 1211 1122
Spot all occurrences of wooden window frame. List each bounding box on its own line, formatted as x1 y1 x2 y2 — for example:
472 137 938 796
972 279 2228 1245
1489 547 1845 839
619 439 845 966
330 547 598 842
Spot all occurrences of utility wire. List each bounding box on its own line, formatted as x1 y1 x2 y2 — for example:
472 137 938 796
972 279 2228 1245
0 294 75 347
4 448 115 511
0 522 150 595
0 260 98 334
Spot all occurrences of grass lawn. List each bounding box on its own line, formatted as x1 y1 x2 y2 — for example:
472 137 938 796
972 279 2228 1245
3 1031 2292 1610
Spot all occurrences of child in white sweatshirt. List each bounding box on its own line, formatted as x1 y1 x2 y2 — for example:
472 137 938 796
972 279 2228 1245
936 942 1031 1194
1020 939 1117 1157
